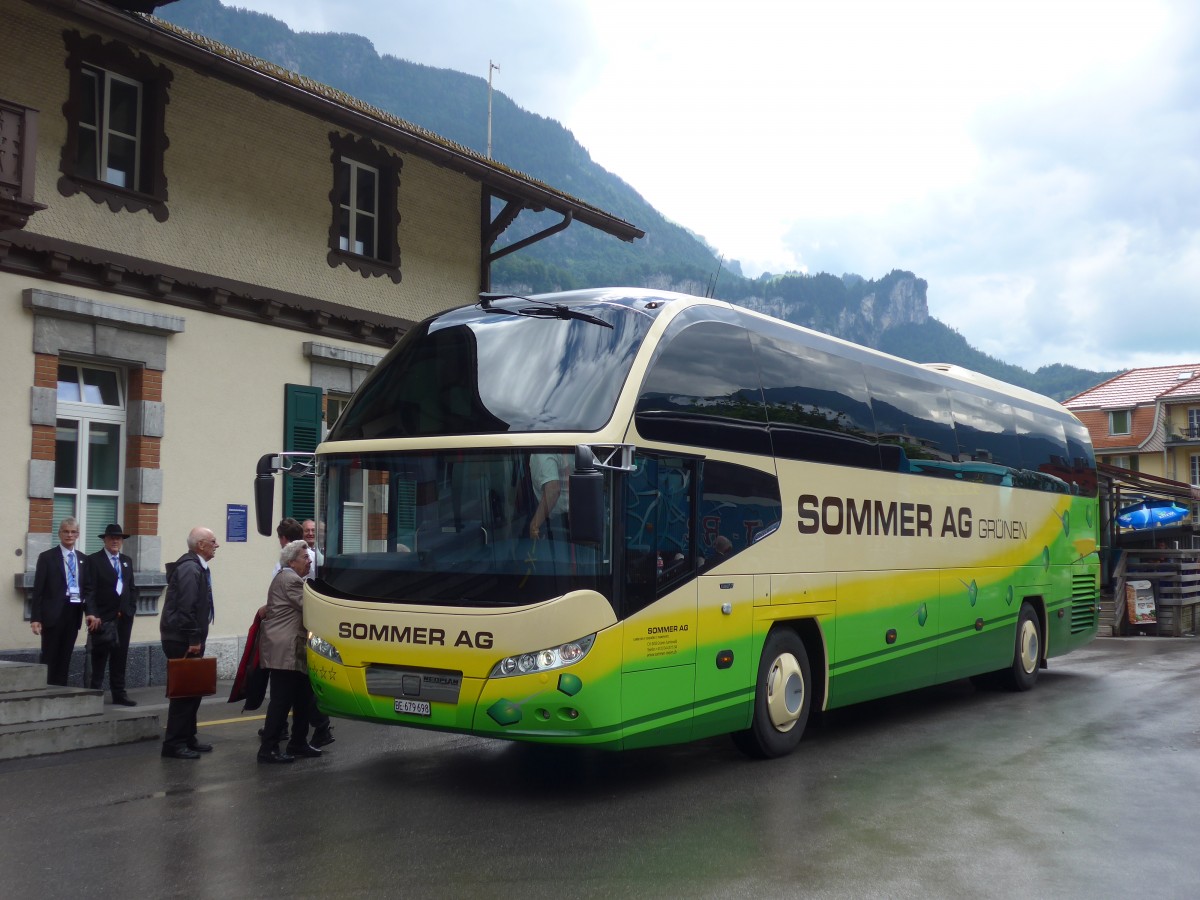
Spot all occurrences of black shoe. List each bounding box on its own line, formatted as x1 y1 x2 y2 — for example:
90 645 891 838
162 746 201 760
112 694 138 707
311 727 335 748
286 743 322 758
187 741 214 753
257 748 295 764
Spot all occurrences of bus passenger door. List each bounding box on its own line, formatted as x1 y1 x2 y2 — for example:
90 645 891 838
619 453 699 749
694 573 756 737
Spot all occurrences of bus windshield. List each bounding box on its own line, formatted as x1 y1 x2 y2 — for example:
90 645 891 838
316 449 613 608
329 298 656 440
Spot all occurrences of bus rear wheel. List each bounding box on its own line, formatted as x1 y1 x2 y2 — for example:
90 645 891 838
1002 602 1041 692
733 629 811 759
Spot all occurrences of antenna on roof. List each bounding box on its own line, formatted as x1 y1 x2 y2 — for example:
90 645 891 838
706 255 724 299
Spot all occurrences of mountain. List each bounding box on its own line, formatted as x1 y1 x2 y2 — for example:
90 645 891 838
157 0 1117 400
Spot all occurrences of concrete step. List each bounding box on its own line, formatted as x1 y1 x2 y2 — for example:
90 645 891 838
0 659 50 692
0 708 161 761
0 685 104 726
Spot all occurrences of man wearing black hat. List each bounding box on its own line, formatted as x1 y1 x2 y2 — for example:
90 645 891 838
84 524 138 706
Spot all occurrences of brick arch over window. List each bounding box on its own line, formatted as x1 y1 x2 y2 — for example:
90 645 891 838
20 288 184 615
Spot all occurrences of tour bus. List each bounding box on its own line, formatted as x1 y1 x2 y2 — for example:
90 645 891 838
255 288 1099 758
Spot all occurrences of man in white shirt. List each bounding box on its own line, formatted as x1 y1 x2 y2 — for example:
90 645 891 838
30 518 88 686
302 519 324 567
528 453 570 541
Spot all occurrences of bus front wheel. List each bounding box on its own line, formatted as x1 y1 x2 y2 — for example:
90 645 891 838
1002 602 1041 692
733 629 811 759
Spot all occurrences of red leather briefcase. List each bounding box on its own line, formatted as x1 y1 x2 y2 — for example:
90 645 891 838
165 656 218 699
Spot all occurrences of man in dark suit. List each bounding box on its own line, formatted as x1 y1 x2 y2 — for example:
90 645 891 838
31 517 89 686
159 526 218 759
85 523 138 706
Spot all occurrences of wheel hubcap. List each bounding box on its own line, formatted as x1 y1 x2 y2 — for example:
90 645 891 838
1018 619 1039 674
766 652 805 733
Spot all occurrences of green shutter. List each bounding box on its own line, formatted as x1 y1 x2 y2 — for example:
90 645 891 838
283 384 323 522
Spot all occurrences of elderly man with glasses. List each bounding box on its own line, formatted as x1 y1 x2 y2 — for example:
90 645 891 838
159 526 219 760
31 517 89 686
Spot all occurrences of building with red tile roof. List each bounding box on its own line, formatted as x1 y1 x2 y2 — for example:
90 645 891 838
1065 365 1200 492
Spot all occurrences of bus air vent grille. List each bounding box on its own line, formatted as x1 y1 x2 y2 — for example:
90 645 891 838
1070 574 1098 634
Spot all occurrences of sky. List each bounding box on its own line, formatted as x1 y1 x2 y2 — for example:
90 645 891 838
223 0 1200 374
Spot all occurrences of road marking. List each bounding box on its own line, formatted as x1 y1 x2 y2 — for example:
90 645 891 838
198 714 267 727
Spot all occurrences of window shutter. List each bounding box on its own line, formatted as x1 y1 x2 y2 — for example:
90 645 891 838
283 384 323 521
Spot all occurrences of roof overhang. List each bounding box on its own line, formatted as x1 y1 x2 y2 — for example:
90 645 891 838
44 0 644 245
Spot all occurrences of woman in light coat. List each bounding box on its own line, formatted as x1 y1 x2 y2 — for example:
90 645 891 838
257 539 320 763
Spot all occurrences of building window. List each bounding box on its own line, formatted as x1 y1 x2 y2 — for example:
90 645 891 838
337 158 379 257
1107 454 1138 472
1188 408 1200 440
78 66 142 190
1109 410 1131 436
327 132 401 283
59 31 172 221
54 363 125 554
324 393 352 440
1191 454 1199 487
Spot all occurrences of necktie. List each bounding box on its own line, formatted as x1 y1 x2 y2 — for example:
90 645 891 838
67 553 77 591
207 569 215 624
111 555 122 596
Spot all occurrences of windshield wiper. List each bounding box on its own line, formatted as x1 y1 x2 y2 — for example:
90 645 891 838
478 293 614 329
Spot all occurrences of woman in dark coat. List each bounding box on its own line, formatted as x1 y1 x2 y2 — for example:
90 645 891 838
257 539 320 763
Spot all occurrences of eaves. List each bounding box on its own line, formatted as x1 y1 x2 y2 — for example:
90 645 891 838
38 0 645 244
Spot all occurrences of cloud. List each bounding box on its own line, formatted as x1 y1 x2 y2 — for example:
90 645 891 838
223 0 1197 373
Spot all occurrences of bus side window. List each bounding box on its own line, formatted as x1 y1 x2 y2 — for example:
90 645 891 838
634 317 770 456
748 324 881 470
949 393 1022 480
624 455 697 615
699 460 782 566
1013 406 1071 493
864 368 958 475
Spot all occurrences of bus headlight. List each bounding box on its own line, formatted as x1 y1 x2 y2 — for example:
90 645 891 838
308 632 343 664
489 634 595 678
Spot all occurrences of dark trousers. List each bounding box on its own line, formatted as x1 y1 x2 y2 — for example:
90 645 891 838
261 669 312 751
41 619 81 686
162 640 204 750
89 614 134 694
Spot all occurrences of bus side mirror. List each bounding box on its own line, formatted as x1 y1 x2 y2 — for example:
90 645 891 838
569 446 604 545
254 454 276 537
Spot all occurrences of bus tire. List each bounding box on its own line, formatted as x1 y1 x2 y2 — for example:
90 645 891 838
1002 603 1041 692
733 629 811 759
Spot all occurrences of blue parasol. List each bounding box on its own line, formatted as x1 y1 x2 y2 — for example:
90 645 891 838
1116 501 1189 530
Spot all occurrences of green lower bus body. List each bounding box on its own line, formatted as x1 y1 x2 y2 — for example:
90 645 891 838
309 563 1098 751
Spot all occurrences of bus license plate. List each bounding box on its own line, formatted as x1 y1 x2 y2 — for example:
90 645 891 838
394 698 431 716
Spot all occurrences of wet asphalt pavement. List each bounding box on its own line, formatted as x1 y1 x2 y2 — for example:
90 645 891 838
1 636 1197 899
